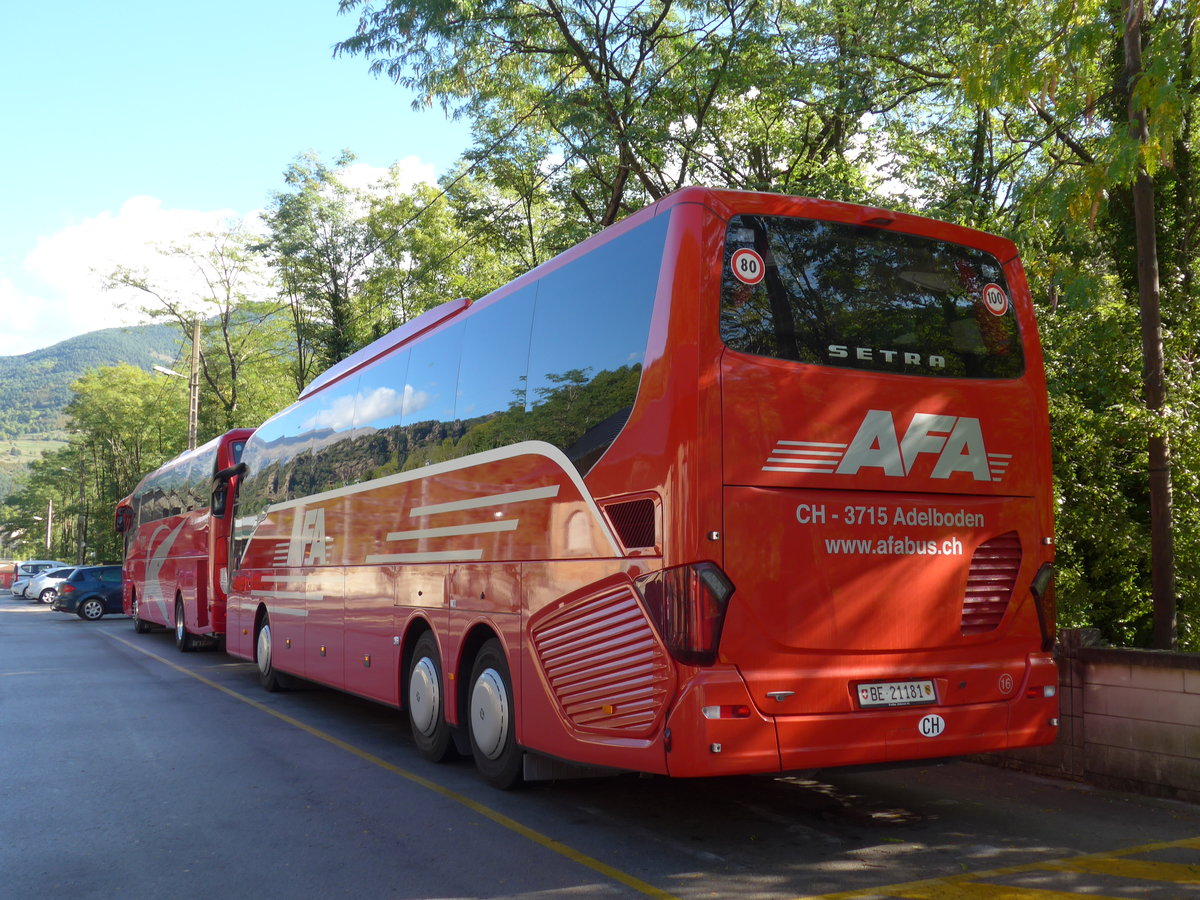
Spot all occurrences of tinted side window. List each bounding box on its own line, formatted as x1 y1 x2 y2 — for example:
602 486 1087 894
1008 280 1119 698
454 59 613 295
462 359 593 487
340 348 411 481
397 323 465 470
524 214 669 472
237 401 322 527
454 285 535 457
187 451 213 511
290 373 362 498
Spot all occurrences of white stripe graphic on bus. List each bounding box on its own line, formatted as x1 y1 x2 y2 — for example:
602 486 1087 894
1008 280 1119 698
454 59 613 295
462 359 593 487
247 441 620 559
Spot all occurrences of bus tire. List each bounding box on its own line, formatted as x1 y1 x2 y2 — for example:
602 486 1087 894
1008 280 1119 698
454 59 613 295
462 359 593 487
174 597 195 652
467 638 522 790
131 594 150 633
407 631 454 763
255 613 288 692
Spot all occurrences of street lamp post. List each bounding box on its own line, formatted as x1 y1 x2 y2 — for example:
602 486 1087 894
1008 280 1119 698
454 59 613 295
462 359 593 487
153 316 201 452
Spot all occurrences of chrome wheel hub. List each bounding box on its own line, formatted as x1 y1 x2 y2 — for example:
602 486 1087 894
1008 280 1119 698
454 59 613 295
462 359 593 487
470 668 509 760
409 657 441 737
256 624 273 676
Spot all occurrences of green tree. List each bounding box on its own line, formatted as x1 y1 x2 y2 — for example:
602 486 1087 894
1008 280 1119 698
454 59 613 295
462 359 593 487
360 176 515 331
263 151 381 379
336 0 792 222
106 223 295 435
0 365 189 564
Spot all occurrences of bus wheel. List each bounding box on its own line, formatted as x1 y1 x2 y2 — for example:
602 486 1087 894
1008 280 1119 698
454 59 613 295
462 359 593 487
256 614 287 692
131 595 150 633
467 639 522 789
408 632 455 762
174 597 195 653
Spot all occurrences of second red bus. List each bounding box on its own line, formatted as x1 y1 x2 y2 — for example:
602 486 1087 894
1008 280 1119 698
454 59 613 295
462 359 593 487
118 428 252 650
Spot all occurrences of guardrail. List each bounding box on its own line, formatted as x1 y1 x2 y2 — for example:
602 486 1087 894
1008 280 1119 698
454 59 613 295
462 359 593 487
985 628 1199 804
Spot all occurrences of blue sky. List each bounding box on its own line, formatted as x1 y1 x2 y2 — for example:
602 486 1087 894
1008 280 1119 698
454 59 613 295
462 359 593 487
0 0 470 357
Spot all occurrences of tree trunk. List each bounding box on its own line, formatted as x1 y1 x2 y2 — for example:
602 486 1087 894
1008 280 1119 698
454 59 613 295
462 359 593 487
1124 0 1177 649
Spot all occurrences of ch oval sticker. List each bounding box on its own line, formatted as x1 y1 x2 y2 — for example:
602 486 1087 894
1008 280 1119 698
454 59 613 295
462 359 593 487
918 714 946 738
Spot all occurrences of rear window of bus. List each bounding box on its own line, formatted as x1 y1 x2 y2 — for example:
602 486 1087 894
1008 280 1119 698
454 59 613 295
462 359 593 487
719 215 1024 379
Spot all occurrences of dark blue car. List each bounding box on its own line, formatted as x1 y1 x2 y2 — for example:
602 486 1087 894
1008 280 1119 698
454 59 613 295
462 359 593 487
52 565 124 620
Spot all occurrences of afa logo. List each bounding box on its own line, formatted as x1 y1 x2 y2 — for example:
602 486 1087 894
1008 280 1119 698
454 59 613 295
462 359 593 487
765 409 1012 483
287 507 328 566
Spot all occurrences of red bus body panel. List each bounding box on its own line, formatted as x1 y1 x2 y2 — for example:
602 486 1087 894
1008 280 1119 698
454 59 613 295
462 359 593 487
226 187 1056 778
123 429 253 639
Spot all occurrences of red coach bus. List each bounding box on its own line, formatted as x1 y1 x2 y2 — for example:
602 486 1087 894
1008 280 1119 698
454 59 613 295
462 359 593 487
224 187 1057 787
119 428 253 651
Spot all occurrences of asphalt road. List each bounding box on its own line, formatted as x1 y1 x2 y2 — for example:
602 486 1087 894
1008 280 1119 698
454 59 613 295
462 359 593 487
3 596 1198 900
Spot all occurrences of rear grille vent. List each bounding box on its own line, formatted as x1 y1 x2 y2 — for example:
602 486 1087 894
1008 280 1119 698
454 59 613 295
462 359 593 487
603 498 656 550
530 584 672 735
962 532 1022 635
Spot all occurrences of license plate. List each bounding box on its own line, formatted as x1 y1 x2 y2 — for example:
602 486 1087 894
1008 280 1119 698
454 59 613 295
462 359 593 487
855 679 936 708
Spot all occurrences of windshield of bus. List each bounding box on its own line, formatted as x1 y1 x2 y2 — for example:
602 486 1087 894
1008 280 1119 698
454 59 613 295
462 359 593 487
719 214 1024 379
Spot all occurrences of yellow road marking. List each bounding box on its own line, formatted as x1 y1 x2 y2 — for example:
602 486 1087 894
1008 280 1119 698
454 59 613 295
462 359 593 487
801 837 1200 899
103 632 682 900
884 884 1121 900
1041 855 1200 883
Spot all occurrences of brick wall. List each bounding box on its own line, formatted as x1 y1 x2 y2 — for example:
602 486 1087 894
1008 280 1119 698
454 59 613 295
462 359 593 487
987 628 1200 804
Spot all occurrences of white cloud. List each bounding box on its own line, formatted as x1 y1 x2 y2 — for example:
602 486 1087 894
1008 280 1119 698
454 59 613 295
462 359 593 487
339 157 436 195
0 157 438 359
0 196 256 357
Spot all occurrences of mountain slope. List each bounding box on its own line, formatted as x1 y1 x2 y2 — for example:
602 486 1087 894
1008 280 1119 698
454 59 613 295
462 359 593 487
0 323 182 440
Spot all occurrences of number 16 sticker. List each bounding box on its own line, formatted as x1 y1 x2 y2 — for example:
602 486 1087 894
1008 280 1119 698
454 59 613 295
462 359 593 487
731 248 766 285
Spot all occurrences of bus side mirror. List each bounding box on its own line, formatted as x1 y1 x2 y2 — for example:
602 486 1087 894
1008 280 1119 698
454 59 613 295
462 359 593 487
211 461 246 520
214 461 247 482
114 508 132 533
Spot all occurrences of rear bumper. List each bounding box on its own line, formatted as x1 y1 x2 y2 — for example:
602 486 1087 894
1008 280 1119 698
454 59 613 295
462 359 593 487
664 662 1058 777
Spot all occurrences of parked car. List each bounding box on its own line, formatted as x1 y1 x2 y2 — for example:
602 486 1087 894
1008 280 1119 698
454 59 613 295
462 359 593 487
9 560 71 598
26 566 76 604
51 565 124 620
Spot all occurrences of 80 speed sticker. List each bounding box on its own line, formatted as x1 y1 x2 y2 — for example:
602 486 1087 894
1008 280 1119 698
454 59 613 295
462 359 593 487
731 248 766 285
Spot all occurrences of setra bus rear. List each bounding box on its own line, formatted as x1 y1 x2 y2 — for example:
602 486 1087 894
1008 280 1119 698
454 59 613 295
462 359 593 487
661 192 1057 776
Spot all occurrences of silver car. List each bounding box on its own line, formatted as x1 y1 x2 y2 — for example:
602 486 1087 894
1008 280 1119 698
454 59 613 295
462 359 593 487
9 560 71 598
26 566 77 604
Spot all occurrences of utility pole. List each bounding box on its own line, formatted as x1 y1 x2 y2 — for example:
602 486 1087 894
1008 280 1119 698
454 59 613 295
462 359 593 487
45 498 52 552
188 317 201 451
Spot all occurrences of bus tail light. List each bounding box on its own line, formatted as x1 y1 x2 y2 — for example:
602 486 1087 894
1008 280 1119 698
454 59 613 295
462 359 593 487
701 705 751 719
1030 564 1056 652
635 562 734 666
